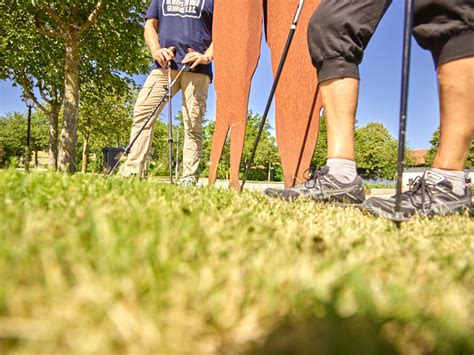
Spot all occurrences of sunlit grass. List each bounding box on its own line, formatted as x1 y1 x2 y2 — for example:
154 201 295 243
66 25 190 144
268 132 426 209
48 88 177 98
0 170 473 354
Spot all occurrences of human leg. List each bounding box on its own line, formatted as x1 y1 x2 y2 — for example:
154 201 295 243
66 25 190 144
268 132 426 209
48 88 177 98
313 0 390 184
120 69 180 177
265 0 391 201
310 0 391 165
319 77 359 184
180 72 210 182
320 78 359 162
364 1 474 218
433 57 474 172
265 79 364 203
413 0 474 174
421 57 474 197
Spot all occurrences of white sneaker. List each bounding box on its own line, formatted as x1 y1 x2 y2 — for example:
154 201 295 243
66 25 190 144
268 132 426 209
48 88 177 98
178 176 198 187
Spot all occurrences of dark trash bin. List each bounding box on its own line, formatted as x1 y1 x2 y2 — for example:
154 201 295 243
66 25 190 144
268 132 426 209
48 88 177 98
102 147 125 174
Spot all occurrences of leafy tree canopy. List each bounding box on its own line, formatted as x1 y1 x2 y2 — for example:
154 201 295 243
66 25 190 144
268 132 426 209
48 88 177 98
0 0 151 172
0 111 49 159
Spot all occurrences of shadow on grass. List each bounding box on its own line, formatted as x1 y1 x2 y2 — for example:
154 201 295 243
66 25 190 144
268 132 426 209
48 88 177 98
241 314 399 355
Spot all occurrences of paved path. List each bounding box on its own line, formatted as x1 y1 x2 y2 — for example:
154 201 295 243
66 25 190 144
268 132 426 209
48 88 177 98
196 179 396 197
196 179 284 192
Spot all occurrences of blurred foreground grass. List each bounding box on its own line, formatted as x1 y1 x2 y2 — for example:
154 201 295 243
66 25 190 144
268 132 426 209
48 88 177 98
0 170 473 354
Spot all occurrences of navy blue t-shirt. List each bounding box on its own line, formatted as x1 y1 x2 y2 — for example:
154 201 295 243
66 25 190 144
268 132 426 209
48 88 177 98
145 0 213 80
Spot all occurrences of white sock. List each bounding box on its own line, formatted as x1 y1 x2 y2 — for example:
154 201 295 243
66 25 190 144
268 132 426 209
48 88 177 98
326 158 357 183
427 168 466 196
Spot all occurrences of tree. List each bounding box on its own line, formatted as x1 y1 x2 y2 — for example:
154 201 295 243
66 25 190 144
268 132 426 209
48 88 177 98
1 0 150 173
0 111 49 164
355 122 399 179
240 111 280 181
201 120 230 179
0 1 64 169
466 143 474 169
77 83 135 173
311 114 327 168
424 128 440 166
153 111 281 181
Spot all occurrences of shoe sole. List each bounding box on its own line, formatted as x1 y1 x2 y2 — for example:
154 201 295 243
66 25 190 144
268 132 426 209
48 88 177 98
362 201 472 221
264 189 364 206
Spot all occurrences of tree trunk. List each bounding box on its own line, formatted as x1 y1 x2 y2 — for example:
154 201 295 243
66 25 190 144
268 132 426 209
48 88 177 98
268 162 272 181
48 106 60 170
81 137 89 173
58 32 80 173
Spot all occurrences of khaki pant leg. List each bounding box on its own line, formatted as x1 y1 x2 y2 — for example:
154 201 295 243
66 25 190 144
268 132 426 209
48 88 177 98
180 72 210 179
120 69 180 176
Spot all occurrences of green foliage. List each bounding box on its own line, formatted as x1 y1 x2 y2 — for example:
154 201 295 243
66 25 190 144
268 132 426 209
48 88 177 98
425 128 440 167
0 0 65 170
0 170 473 353
311 115 327 168
77 83 136 172
355 123 399 179
311 119 415 179
201 111 281 180
241 110 280 169
149 118 174 176
80 0 151 79
148 110 281 181
13 0 151 81
0 1 65 93
0 0 151 172
0 111 49 160
468 145 474 169
201 120 229 178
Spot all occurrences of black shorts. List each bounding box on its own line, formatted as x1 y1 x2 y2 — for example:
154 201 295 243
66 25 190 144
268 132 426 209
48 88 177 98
307 0 474 83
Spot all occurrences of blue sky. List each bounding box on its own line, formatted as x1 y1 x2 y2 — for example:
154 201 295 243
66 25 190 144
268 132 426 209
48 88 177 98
0 1 438 149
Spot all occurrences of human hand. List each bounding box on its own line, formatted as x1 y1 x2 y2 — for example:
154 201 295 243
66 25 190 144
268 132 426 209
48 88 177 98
182 49 212 69
153 47 175 67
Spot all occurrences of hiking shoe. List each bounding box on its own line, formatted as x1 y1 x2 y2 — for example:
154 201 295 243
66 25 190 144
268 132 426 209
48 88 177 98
264 166 365 204
117 168 139 178
117 161 142 178
363 171 472 220
178 176 198 187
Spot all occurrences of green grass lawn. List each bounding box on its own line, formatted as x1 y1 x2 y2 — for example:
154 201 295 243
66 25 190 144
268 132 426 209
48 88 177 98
0 170 473 354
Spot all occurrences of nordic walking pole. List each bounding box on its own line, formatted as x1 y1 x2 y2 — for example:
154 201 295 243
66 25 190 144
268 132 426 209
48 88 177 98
166 48 194 183
394 0 415 226
107 51 186 178
240 0 305 192
106 92 170 177
167 59 174 184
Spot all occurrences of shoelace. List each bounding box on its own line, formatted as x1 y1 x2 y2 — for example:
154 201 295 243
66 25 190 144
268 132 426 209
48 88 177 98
406 174 434 213
302 167 327 196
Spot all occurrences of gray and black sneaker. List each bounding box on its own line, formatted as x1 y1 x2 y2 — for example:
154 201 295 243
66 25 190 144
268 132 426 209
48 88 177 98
363 171 472 220
178 175 198 187
264 166 365 204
